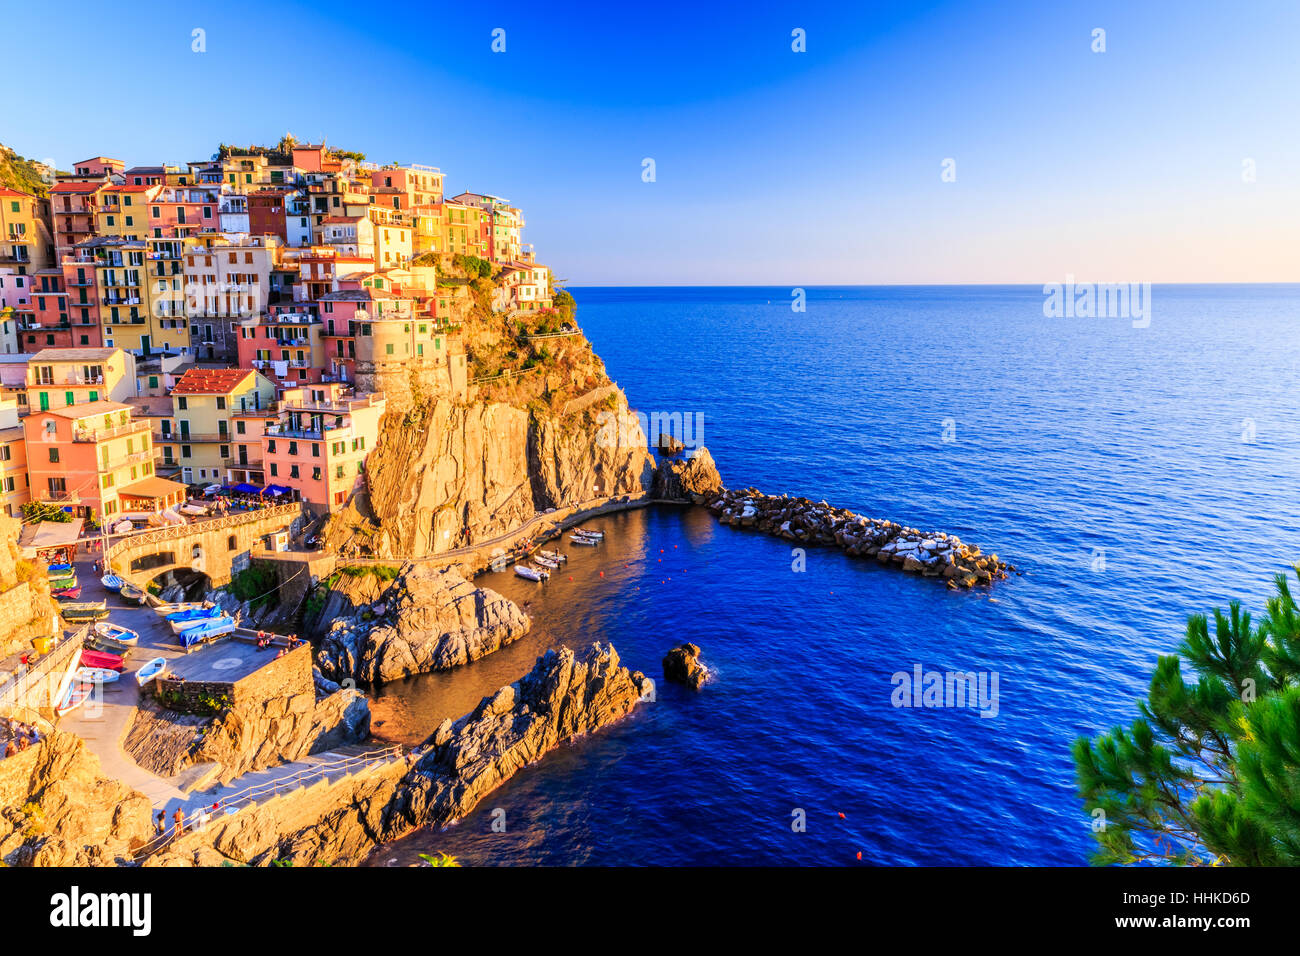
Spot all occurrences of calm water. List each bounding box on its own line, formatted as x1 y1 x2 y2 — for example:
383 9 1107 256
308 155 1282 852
366 284 1300 866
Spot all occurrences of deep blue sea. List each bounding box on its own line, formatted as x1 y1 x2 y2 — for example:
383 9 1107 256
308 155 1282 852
366 284 1300 866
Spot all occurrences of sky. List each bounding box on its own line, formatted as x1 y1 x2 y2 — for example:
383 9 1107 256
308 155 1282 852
2 0 1297 285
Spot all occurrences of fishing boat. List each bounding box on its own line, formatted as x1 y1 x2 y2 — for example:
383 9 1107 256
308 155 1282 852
514 564 549 582
101 574 124 593
61 601 108 623
85 633 134 657
48 573 78 591
46 563 74 576
176 615 236 648
574 529 605 540
135 657 167 686
119 581 146 605
93 621 139 645
539 549 567 563
155 602 209 616
166 607 224 634
56 681 94 716
74 666 119 684
51 586 83 600
533 555 559 570
569 534 600 546
81 649 125 671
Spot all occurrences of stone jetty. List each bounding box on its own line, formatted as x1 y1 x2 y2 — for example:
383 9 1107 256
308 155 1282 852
706 487 1014 588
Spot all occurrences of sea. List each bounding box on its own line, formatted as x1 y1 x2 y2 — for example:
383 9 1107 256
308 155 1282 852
363 284 1300 866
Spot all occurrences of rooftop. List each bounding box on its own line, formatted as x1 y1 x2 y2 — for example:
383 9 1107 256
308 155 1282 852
172 367 255 395
30 347 120 363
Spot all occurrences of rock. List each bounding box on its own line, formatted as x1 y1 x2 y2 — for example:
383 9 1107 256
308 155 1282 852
662 642 709 689
652 446 724 502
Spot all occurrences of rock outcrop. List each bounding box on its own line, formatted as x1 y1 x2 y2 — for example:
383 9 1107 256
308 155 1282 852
652 447 724 503
662 643 709 689
0 514 59 659
148 642 648 867
0 731 152 866
707 487 1015 587
315 563 531 684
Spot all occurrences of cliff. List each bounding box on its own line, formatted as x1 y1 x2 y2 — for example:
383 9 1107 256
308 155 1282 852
148 642 647 866
0 731 153 866
0 515 59 660
313 563 530 684
323 279 655 560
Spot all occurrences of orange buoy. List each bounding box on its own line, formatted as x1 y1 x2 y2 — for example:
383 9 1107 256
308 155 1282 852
599 571 604 578
838 812 845 820
856 851 862 861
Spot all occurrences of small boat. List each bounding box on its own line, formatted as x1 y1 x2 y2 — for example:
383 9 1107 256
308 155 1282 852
177 615 235 647
569 534 599 546
48 573 78 590
533 555 559 570
75 666 119 684
574 529 605 540
52 586 83 600
101 574 124 593
61 601 108 623
81 648 125 671
539 550 567 563
93 621 139 645
56 681 94 716
85 633 134 657
135 657 167 686
514 564 549 582
119 581 146 605
167 607 224 634
155 602 209 616
46 563 74 575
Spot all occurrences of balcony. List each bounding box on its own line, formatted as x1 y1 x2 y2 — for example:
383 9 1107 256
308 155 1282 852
223 456 264 470
157 431 231 444
102 296 141 306
72 420 151 442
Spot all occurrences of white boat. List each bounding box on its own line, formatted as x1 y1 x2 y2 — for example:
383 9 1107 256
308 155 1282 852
514 564 549 582
136 657 167 686
101 574 124 592
93 621 139 645
574 529 605 540
539 550 567 563
56 681 94 716
155 602 210 616
533 555 559 570
168 609 225 635
75 666 120 684
569 534 599 546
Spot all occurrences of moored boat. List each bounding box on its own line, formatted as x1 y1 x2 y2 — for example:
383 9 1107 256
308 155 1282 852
80 649 125 671
539 549 567 562
61 601 108 622
514 564 549 581
85 633 134 657
176 615 236 647
101 574 124 592
167 607 224 634
56 681 94 716
569 534 599 546
574 529 605 540
135 657 167 686
52 586 83 600
46 563 74 576
48 573 78 590
74 666 119 684
119 581 146 605
154 602 209 615
93 621 139 645
534 555 559 570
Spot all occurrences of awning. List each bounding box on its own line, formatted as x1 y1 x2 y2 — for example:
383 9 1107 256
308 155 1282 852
119 476 189 500
233 482 261 494
261 484 292 497
18 518 86 552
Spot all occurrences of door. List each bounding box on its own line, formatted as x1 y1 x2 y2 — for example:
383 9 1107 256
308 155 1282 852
38 392 48 411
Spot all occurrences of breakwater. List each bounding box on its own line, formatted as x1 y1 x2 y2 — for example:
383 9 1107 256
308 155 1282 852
706 487 1014 587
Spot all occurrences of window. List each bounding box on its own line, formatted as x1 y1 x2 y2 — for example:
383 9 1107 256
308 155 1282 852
47 448 58 463
216 396 226 410
181 445 192 459
289 464 300 479
178 396 187 410
270 463 278 476
312 467 322 481
227 535 237 551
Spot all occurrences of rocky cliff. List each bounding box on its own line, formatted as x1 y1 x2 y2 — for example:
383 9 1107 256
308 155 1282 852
313 563 530 684
0 514 59 660
0 731 153 866
148 642 647 867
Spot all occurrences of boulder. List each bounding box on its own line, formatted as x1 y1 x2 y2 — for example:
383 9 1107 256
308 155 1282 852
662 642 709 689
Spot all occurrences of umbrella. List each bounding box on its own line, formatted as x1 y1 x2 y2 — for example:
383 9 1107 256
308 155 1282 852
233 483 261 494
261 484 291 497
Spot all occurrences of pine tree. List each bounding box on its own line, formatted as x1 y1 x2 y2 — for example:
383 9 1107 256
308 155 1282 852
1074 568 1300 864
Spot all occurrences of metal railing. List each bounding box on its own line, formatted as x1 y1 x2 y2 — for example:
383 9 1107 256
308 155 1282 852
0 625 87 713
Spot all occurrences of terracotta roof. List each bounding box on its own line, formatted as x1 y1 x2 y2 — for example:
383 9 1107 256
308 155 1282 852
0 187 34 199
50 182 103 194
171 367 255 395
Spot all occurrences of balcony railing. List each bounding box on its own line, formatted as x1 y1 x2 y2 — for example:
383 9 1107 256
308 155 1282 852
156 430 231 444
72 420 151 442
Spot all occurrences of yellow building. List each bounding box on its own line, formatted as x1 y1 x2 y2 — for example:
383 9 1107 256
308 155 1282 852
159 366 276 487
0 187 55 275
443 202 486 258
81 237 187 355
25 347 137 413
0 397 29 516
94 184 159 240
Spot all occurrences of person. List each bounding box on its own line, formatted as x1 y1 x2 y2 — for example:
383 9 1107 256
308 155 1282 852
156 810 166 836
15 735 28 752
196 805 211 830
173 807 185 836
3 740 16 758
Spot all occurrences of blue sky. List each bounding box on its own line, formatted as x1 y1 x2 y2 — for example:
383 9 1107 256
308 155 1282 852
2 0 1297 284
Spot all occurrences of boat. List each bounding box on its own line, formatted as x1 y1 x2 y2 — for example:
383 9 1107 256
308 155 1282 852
119 581 146 605
155 602 210 616
574 529 605 540
74 666 119 684
61 601 109 623
539 550 567 563
56 681 94 716
176 615 236 648
46 563 74 576
514 564 549 582
52 586 83 600
85 633 134 657
93 621 139 645
533 555 559 570
167 607 225 634
48 573 78 590
135 657 167 686
569 534 600 546
81 649 125 671
101 574 124 592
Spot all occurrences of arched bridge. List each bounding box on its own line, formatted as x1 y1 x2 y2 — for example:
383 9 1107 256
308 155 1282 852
104 503 305 588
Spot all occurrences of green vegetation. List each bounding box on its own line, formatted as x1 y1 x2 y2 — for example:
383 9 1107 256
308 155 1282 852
20 502 72 524
418 852 461 867
0 145 54 198
453 254 493 279
1074 566 1300 865
553 289 576 324
227 563 279 611
338 563 401 582
156 686 231 716
330 149 366 163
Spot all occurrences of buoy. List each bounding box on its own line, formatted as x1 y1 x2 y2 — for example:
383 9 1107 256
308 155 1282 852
568 576 573 581
599 571 604 578
838 812 845 820
856 851 862 861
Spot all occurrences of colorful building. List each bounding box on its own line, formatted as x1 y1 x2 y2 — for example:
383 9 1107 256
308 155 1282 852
25 347 136 413
0 187 55 275
160 366 276 487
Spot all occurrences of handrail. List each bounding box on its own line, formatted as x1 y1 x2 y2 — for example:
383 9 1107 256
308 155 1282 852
132 744 404 859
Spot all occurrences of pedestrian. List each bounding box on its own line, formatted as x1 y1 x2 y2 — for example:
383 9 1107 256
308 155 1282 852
173 807 185 836
156 810 166 835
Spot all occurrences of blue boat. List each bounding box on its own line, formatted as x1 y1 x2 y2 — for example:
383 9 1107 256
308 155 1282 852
177 615 236 648
166 607 224 634
101 574 124 593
